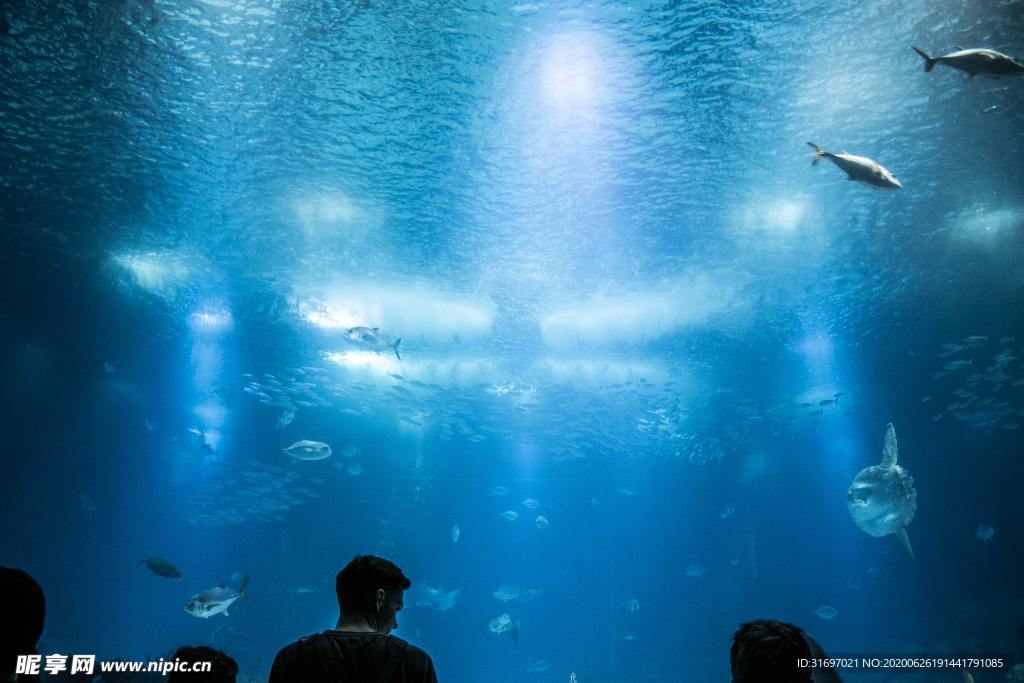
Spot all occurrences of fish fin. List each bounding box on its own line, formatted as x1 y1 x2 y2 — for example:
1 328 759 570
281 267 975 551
964 671 975 683
240 574 250 599
222 609 229 616
896 527 914 559
912 46 936 72
372 327 379 332
807 142 827 166
393 338 402 361
881 423 898 467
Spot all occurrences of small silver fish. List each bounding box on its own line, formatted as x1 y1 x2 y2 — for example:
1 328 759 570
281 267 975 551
500 510 519 522
276 409 296 430
282 440 332 461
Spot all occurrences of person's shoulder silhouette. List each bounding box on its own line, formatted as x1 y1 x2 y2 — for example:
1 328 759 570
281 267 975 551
1 567 46 683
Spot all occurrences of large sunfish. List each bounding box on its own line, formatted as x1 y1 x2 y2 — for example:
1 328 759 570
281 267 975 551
847 423 918 558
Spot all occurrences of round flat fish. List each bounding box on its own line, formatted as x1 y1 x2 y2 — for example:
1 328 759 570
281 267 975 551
282 440 332 461
847 423 917 558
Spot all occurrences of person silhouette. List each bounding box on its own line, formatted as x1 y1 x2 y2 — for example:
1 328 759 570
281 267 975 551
731 619 814 683
270 555 437 683
1 567 46 683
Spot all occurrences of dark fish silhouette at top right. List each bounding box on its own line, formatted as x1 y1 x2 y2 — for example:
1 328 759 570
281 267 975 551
912 45 1024 78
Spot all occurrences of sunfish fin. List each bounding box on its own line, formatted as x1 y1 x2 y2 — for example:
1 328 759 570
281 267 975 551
393 338 402 361
963 671 975 683
912 46 936 72
896 527 914 559
222 609 229 616
807 142 827 166
881 423 898 467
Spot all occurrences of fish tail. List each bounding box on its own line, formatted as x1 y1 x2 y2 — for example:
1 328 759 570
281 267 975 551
807 142 827 166
912 46 936 72
393 338 402 361
240 574 250 599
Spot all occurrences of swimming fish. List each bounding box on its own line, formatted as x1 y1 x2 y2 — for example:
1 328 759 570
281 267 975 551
534 515 550 529
486 613 519 644
282 440 332 461
912 46 1024 78
814 605 838 620
491 485 510 496
78 493 97 513
275 409 296 430
185 575 249 618
807 143 902 190
451 524 460 543
493 585 521 602
521 498 539 509
943 360 972 371
500 510 519 522
408 584 460 611
685 565 707 578
527 660 552 673
847 423 918 558
975 524 995 541
618 599 640 612
344 327 402 361
139 557 182 579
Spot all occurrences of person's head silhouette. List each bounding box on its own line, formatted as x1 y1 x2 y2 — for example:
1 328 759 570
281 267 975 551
730 619 813 683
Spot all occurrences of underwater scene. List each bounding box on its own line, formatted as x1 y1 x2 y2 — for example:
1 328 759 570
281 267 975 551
1 0 1023 681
